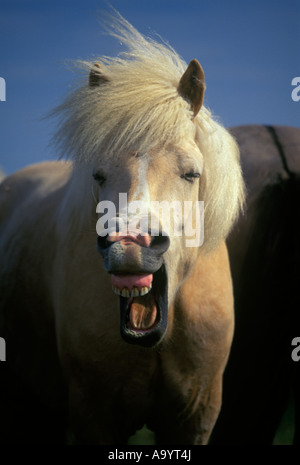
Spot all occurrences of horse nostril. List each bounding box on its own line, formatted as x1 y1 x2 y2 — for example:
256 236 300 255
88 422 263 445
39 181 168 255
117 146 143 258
150 233 170 254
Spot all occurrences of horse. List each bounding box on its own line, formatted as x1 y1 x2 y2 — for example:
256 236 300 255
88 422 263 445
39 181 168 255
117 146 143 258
0 11 245 444
211 124 300 444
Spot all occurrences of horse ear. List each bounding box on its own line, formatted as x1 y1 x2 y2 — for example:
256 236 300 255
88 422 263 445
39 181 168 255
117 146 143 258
89 63 109 87
178 59 205 118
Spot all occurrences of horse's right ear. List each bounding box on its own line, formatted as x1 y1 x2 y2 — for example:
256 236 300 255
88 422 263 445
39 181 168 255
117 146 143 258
89 63 109 87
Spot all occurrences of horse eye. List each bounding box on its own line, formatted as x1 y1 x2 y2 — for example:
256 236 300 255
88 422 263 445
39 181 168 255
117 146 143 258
93 171 106 186
180 172 200 183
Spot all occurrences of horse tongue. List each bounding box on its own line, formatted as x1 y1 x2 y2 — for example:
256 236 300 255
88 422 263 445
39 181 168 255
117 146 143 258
129 293 157 330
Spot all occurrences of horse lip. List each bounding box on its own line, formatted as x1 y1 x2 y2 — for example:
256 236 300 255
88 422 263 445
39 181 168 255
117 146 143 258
119 265 168 348
98 238 165 275
107 233 152 248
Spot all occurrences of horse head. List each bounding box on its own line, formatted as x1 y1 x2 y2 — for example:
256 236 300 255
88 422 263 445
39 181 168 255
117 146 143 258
91 59 205 347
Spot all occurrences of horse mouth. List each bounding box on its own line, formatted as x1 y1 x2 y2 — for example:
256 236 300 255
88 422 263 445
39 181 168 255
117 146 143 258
113 266 168 347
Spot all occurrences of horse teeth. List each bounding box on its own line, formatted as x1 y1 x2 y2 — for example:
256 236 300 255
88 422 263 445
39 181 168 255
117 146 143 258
121 287 130 298
140 286 149 296
112 286 121 296
131 287 139 297
112 284 152 297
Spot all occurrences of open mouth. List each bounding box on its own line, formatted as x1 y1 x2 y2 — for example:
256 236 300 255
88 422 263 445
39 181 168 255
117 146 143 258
112 266 168 347
97 231 169 347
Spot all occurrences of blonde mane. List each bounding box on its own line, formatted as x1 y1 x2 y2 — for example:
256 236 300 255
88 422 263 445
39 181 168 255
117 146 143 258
53 8 245 251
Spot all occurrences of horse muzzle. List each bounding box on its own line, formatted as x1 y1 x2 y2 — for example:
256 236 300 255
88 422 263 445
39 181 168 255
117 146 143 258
97 230 169 347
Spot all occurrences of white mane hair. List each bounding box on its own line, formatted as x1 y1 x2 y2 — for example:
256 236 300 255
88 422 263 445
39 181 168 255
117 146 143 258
53 8 245 251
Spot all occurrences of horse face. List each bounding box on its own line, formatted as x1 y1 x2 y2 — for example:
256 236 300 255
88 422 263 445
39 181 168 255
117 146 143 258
93 139 203 347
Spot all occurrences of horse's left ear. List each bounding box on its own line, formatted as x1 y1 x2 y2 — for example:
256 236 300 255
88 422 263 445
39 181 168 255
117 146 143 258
89 63 109 87
178 59 205 118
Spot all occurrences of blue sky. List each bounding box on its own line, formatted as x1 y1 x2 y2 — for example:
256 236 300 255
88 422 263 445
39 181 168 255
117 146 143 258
0 0 299 175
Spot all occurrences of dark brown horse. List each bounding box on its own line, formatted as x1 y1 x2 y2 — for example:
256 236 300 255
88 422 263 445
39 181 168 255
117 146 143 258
211 124 300 445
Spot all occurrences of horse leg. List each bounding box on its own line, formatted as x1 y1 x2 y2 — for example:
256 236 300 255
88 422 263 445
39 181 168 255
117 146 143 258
66 375 137 445
150 373 223 445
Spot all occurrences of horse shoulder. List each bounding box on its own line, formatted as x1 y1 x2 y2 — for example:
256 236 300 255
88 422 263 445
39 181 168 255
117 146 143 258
155 242 234 440
177 241 234 332
163 241 234 376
